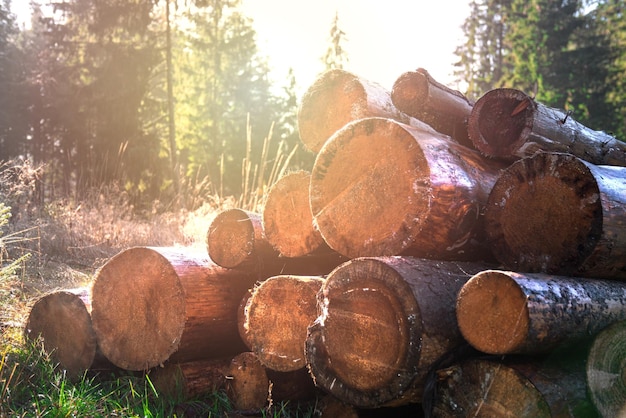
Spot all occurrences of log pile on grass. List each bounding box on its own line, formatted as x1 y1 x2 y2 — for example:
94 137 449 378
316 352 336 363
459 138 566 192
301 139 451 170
24 68 626 417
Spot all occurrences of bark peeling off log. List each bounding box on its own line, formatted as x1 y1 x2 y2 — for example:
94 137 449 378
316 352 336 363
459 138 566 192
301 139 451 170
485 151 626 279
469 88 626 166
587 320 626 418
457 270 626 355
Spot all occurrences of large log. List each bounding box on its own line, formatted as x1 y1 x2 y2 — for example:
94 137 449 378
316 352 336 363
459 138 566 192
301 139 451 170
242 275 325 372
484 151 626 279
305 256 490 408
310 117 505 260
468 87 626 166
586 319 626 418
207 208 346 276
24 288 110 379
91 247 256 370
391 68 474 147
456 270 626 355
297 69 440 153
262 170 327 258
432 356 596 417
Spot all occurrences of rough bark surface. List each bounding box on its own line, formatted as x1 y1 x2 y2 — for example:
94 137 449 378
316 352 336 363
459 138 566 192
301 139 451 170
310 117 504 260
243 275 325 372
297 69 439 153
468 88 626 166
484 151 626 279
456 270 626 354
586 319 626 418
391 68 474 147
305 256 490 407
262 171 326 257
91 247 256 370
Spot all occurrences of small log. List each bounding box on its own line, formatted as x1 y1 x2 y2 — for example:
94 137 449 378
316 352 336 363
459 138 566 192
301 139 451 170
297 69 440 153
24 288 106 379
391 68 474 147
456 270 626 355
243 275 325 372
263 170 327 257
227 351 271 410
305 256 490 408
310 117 505 260
91 247 257 370
432 357 595 417
484 151 626 279
586 319 626 418
468 87 626 166
207 208 347 277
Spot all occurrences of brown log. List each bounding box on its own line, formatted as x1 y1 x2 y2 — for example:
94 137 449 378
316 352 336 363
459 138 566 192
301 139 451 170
262 170 326 257
149 358 232 399
310 117 506 260
391 68 474 147
456 270 626 355
91 247 256 370
484 151 626 279
305 256 490 408
586 319 626 418
432 357 595 417
243 275 325 372
24 288 105 379
297 69 441 153
468 87 626 166
227 351 272 410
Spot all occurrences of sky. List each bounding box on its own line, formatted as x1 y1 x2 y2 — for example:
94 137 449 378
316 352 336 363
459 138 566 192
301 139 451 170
10 0 471 95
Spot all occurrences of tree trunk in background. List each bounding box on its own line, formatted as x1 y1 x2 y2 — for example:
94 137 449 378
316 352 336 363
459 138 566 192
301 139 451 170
310 117 505 260
297 69 439 153
305 256 490 408
262 170 327 258
432 356 594 417
456 270 626 355
391 68 474 147
484 152 626 279
91 247 256 370
587 319 626 418
242 275 324 372
24 288 111 379
468 88 626 166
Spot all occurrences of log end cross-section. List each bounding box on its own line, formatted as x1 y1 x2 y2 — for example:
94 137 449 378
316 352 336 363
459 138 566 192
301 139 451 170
206 208 258 269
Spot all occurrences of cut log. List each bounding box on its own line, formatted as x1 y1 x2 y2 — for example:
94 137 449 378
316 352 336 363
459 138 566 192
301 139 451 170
226 351 271 410
305 256 490 408
586 319 626 418
24 288 107 379
91 247 257 370
484 151 626 279
149 358 232 399
391 68 474 147
243 275 325 372
207 208 347 277
207 208 277 269
432 357 595 417
310 117 505 260
297 69 440 153
456 270 626 355
468 87 626 166
262 170 327 258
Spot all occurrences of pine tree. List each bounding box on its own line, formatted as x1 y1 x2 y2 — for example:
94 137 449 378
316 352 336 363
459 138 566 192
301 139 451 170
322 11 348 71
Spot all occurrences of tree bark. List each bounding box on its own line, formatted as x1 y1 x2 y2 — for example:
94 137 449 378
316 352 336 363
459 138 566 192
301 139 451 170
263 170 327 258
391 68 474 148
432 357 595 417
586 319 626 418
24 287 109 379
297 69 440 153
484 151 626 279
456 270 626 355
91 247 257 370
468 87 626 166
310 117 505 260
305 256 490 407
242 275 325 372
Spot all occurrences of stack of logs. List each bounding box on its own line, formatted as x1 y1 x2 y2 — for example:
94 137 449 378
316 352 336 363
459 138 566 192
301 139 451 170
24 68 626 417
